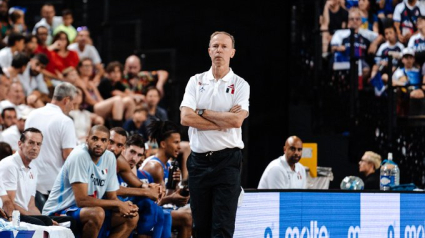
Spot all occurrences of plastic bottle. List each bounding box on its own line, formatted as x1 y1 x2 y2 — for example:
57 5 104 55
166 160 179 190
391 155 400 186
12 210 20 227
380 153 395 191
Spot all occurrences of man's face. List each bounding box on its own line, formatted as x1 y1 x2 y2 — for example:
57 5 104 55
384 28 396 43
359 155 373 173
348 12 362 30
41 6 55 23
87 130 109 159
402 55 415 68
63 96 75 115
123 145 145 169
63 14 73 26
124 57 141 76
18 132 43 161
7 83 24 105
108 130 126 158
208 33 235 68
36 27 48 45
2 109 16 128
0 1 8 16
16 118 25 132
0 76 10 100
76 30 89 45
162 133 181 159
284 139 303 165
26 37 38 54
146 89 160 107
16 39 25 52
133 111 147 124
29 59 46 77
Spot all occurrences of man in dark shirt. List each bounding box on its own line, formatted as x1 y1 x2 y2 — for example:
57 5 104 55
97 61 127 99
359 151 381 189
144 86 168 127
320 0 349 56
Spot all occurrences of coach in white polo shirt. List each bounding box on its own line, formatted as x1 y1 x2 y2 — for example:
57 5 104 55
180 31 250 238
25 82 77 198
0 128 42 214
258 136 307 189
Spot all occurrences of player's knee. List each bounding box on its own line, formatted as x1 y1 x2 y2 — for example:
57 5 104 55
85 207 105 228
127 214 139 229
182 212 192 228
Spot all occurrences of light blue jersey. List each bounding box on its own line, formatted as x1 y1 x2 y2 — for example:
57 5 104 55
42 144 119 215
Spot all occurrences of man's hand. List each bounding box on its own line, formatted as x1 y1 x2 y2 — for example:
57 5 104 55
145 183 161 201
52 220 59 226
229 105 242 113
172 168 181 187
168 188 190 207
410 89 425 99
118 201 139 218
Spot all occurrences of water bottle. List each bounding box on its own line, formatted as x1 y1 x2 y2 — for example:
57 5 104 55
12 210 20 227
380 153 396 191
166 160 179 190
391 158 400 186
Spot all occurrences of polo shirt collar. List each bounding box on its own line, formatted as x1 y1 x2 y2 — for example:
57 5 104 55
207 67 234 82
46 103 63 113
13 152 30 170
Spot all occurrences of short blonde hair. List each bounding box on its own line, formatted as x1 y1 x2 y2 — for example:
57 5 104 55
209 31 235 48
363 151 382 170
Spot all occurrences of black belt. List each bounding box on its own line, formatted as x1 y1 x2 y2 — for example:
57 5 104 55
192 147 240 157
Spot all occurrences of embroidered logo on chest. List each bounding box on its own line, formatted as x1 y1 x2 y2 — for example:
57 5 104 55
226 84 235 94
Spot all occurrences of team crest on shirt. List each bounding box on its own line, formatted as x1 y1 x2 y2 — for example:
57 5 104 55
101 169 108 175
198 81 209 92
226 84 235 94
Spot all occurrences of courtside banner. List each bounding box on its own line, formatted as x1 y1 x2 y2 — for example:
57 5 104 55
234 191 425 238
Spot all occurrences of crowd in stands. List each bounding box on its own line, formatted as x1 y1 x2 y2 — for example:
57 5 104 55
320 0 425 116
0 1 193 238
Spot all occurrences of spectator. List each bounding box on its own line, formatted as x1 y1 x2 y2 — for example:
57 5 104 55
1 107 31 152
0 32 25 72
393 0 423 44
0 71 10 102
24 82 78 199
408 15 425 66
23 34 38 58
69 86 104 144
358 151 381 190
77 58 135 126
123 55 169 97
370 24 404 92
1 107 16 129
376 0 397 19
53 9 77 43
145 86 168 126
0 0 9 41
3 52 28 83
68 27 104 85
331 7 381 80
42 125 139 238
258 136 307 189
7 7 26 35
19 53 50 108
123 106 149 138
140 120 192 238
32 4 63 45
46 31 79 82
0 141 12 159
0 81 32 116
358 0 379 33
320 0 349 57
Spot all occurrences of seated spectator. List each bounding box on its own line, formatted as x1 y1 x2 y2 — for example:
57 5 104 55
69 86 104 144
23 34 38 58
320 0 348 57
140 120 192 238
68 27 104 85
7 7 26 35
358 0 379 33
331 7 381 80
393 0 423 44
46 31 79 82
0 0 10 43
145 86 168 126
123 55 169 97
42 125 139 238
0 81 32 117
1 107 31 152
3 52 28 83
408 15 425 66
376 0 397 19
0 32 25 72
358 151 381 190
258 136 307 189
370 24 404 95
77 58 135 126
53 9 77 43
32 4 63 45
19 53 50 108
123 106 149 138
1 107 16 130
0 141 12 159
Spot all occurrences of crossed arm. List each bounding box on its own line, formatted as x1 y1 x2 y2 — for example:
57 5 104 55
180 105 247 130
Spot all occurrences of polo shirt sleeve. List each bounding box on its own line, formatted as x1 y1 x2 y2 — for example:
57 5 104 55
68 154 89 184
106 155 119 192
0 162 18 191
61 118 77 149
180 76 197 111
235 80 250 113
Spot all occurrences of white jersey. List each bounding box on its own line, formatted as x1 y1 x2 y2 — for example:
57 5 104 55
42 144 119 215
258 155 307 189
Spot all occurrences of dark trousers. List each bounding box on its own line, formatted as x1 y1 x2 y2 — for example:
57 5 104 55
188 148 242 238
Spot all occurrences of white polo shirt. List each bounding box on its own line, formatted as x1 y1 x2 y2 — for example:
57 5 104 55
18 63 49 96
180 68 250 153
0 47 13 72
257 155 307 189
0 152 37 211
68 43 102 64
2 125 20 151
25 103 77 194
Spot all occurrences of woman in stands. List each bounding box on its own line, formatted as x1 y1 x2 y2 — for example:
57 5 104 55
76 57 135 127
46 31 79 80
358 0 379 33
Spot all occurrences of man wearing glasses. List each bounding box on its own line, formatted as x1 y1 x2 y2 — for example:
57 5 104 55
258 136 307 189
